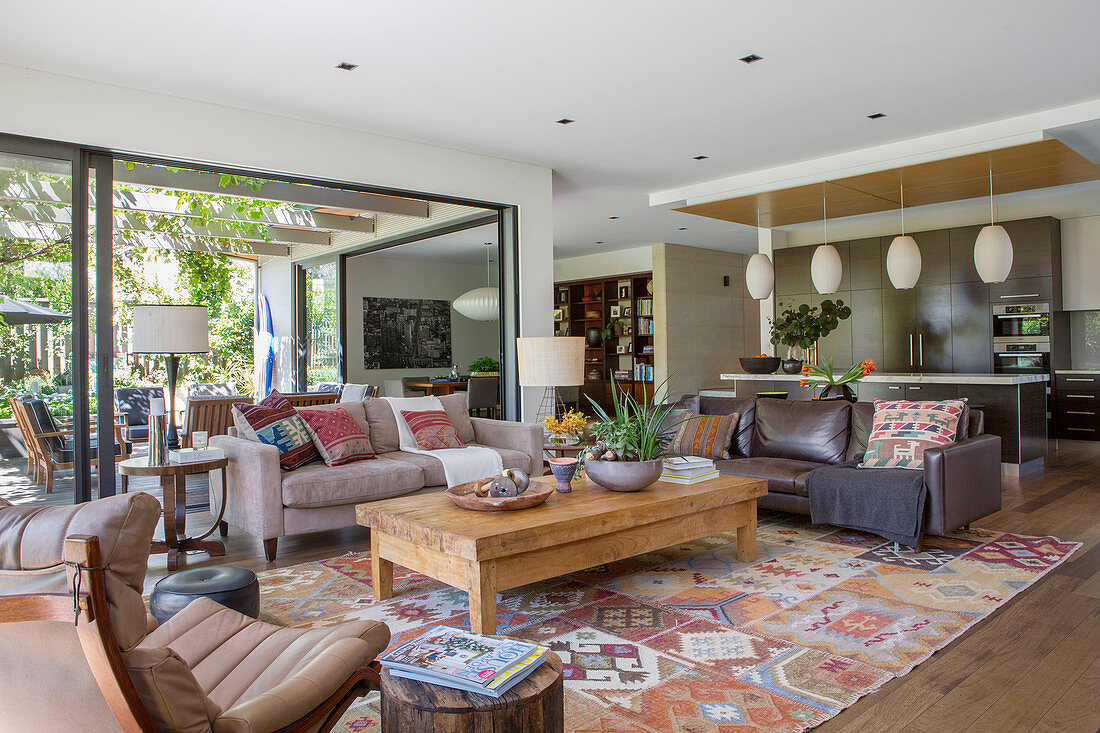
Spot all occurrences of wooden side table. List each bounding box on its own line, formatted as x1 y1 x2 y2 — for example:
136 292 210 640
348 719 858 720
381 651 563 732
118 456 229 571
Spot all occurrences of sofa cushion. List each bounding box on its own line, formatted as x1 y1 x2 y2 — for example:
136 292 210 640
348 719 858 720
280 456 424 508
297 407 376 466
234 403 319 471
860 399 966 470
668 413 739 460
751 399 851 464
382 445 529 487
438 393 476 445
716 457 827 495
401 409 466 450
365 397 401 453
700 395 756 457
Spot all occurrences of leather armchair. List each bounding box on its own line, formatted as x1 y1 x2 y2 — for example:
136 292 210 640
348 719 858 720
0 493 389 732
922 434 1003 535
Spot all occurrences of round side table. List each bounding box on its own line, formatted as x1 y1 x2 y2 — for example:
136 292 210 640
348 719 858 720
118 456 229 571
381 651 563 732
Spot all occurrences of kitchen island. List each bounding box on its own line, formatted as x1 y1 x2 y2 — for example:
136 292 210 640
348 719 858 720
703 372 1049 474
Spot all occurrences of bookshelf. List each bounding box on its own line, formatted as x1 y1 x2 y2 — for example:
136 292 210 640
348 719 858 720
554 271 655 409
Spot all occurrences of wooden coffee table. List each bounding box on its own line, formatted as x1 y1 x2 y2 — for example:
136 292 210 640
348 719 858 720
356 473 767 634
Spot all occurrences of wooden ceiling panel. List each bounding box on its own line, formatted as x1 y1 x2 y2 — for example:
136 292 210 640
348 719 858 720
675 139 1100 227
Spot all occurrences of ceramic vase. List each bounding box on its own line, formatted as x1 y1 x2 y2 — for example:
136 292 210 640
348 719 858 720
586 327 603 347
548 457 578 493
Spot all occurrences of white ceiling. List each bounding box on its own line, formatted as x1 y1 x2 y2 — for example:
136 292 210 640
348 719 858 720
360 223 498 265
3 1 1100 257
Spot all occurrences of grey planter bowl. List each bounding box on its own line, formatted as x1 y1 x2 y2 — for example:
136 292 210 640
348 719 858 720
584 458 664 492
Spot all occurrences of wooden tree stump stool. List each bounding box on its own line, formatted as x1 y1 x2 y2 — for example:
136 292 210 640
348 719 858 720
381 651 564 732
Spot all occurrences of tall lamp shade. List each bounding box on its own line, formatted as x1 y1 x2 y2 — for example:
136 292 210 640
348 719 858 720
886 235 922 289
745 253 775 300
516 337 584 386
131 305 210 354
974 225 1013 283
811 244 843 294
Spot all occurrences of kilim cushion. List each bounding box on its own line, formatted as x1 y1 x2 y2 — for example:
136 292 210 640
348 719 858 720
235 402 319 471
258 389 293 410
859 399 966 470
401 409 466 450
298 407 376 467
667 412 740 460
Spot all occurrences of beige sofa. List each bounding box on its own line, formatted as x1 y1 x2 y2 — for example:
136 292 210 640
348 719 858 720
211 393 542 560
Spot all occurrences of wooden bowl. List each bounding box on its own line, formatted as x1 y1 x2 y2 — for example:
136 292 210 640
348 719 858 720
444 479 554 512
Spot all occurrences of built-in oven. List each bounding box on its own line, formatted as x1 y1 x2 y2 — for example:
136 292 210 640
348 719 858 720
993 337 1051 374
993 303 1050 339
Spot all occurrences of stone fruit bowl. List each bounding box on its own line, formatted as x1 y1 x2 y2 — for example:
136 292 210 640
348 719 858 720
583 458 663 492
444 479 554 512
739 356 781 374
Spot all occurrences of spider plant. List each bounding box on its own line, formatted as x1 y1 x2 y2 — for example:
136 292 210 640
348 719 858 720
586 373 690 461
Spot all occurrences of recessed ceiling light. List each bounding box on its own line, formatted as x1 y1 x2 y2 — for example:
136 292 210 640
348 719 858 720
555 118 575 125
335 62 358 71
678 227 688 231
596 241 604 244
739 54 763 64
608 216 619 220
867 112 886 120
693 155 709 160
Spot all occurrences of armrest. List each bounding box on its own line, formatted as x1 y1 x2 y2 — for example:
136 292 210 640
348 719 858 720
471 418 543 476
922 434 1002 535
210 435 284 539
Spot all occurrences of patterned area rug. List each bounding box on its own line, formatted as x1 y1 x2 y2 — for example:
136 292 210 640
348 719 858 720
255 512 1079 732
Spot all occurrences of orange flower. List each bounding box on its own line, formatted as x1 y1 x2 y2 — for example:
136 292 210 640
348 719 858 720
801 364 810 375
800 380 808 387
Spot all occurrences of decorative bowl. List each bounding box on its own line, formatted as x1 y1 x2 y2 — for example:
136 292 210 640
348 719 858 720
584 458 663 492
444 479 553 511
739 356 781 374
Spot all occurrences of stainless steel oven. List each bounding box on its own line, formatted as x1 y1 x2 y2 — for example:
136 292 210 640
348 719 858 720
993 337 1050 374
993 303 1050 339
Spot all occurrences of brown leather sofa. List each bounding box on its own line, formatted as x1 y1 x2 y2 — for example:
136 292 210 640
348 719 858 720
691 395 1002 536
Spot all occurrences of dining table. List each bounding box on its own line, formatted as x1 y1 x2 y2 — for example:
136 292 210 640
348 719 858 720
404 378 469 396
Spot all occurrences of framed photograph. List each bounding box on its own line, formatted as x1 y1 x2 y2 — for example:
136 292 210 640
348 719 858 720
192 431 209 449
558 290 568 304
616 344 627 354
609 305 621 317
623 306 633 317
553 308 564 322
625 323 633 335
618 285 630 299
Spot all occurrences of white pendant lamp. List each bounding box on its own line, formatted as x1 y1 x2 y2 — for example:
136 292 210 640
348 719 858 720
453 243 500 321
974 170 1013 283
811 187 842 294
746 253 774 300
886 182 921 289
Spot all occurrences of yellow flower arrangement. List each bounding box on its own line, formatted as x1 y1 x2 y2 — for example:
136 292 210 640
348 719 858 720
542 409 588 438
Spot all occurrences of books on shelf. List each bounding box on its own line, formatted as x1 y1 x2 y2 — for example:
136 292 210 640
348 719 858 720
636 318 654 335
168 447 224 464
641 344 655 354
613 369 630 379
633 363 654 382
380 627 548 698
636 298 653 316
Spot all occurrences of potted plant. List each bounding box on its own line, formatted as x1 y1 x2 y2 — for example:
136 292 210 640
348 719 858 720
468 356 500 376
602 318 626 340
801 357 876 401
769 299 851 373
582 375 684 492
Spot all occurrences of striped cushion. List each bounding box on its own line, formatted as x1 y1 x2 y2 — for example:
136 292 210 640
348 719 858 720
859 399 966 470
401 409 466 450
298 408 376 467
667 413 740 460
234 402 318 471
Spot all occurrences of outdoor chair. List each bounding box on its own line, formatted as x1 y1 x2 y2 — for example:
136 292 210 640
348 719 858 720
7 395 38 480
315 382 343 393
467 376 500 418
187 382 233 397
0 493 389 733
115 386 167 444
283 391 340 408
17 397 130 492
182 395 252 448
339 383 378 402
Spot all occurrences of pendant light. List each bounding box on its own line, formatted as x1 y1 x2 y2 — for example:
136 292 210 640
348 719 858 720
886 180 921 289
746 210 775 300
811 186 842 294
974 169 1013 283
453 242 500 321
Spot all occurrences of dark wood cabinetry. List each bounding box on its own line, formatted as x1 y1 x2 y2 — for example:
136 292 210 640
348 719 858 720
848 237 883 290
951 281 992 373
774 247 811 297
1054 373 1100 440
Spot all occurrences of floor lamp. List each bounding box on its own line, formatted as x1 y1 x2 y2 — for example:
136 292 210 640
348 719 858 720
132 305 210 449
516 336 585 425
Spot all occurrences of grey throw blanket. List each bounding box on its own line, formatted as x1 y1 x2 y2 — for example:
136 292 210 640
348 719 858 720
806 461 927 546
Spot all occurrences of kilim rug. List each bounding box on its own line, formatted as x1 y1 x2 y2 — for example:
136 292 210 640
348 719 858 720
252 512 1080 732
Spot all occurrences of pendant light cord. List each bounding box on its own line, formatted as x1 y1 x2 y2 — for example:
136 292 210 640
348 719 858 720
900 181 905 236
822 184 828 245
989 169 994 225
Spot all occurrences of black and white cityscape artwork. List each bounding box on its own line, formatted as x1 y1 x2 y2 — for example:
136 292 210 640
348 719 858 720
363 297 452 369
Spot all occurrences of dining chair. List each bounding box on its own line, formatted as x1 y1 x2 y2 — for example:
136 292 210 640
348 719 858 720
466 376 500 418
401 376 430 397
382 379 404 398
339 383 378 402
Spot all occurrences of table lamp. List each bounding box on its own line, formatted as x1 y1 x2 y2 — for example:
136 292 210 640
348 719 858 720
132 305 210 449
516 336 584 424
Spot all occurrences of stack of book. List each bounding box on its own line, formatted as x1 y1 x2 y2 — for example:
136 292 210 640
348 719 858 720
661 456 718 484
380 626 548 698
168 447 225 464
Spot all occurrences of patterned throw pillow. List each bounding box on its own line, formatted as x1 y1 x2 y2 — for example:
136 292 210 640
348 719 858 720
258 389 292 410
667 412 740 460
297 408 376 467
401 409 466 450
860 399 966 470
235 402 318 471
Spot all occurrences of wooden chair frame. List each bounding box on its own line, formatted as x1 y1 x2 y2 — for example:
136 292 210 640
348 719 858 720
8 397 39 480
284 392 341 408
0 535 381 733
13 398 130 492
181 395 252 448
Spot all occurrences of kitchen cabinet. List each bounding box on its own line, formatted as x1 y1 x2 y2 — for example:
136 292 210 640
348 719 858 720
949 224 985 283
881 289 916 372
774 246 812 297
1054 372 1100 440
884 229 950 285
952 281 992 373
849 289 884 367
989 276 1053 303
880 285 952 372
812 291 853 368
849 238 882 290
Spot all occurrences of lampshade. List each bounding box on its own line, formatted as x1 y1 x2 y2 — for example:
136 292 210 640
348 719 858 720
452 286 499 321
886 235 922 289
974 225 1013 283
131 305 210 354
810 244 843 294
745 253 775 300
516 337 584 387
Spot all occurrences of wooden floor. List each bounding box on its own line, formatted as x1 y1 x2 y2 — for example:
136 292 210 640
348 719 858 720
3 440 1099 731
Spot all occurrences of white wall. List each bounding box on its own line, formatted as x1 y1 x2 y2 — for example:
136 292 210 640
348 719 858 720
1061 215 1100 311
554 246 653 281
0 63 553 419
344 254 500 385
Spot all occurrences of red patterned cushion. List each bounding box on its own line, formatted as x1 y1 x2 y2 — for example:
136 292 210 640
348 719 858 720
860 399 966 470
258 389 292 411
401 409 466 450
297 408 376 466
234 402 318 471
